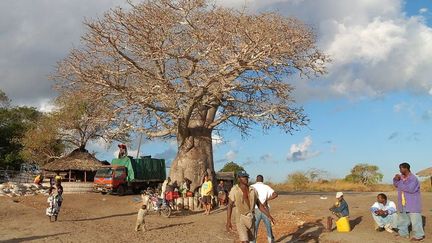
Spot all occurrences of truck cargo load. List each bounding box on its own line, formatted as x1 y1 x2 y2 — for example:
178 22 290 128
111 156 166 182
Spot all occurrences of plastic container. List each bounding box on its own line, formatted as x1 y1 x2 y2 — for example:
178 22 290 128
336 217 351 232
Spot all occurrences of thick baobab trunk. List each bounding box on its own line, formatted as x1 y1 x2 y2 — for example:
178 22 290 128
169 127 215 192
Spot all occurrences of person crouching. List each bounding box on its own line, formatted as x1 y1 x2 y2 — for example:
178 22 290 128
135 193 150 232
326 192 349 231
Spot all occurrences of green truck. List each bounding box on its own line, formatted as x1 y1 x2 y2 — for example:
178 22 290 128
93 156 166 195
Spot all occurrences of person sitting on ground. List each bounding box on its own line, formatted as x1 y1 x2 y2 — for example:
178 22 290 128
201 174 213 215
370 193 397 233
326 192 349 231
135 193 150 232
34 173 44 186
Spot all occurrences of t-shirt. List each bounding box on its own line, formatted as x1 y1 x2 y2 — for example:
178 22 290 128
251 182 275 209
201 181 213 196
228 184 258 222
370 200 397 215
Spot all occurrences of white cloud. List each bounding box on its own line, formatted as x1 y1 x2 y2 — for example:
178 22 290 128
89 137 110 150
36 98 57 113
419 8 428 14
3 0 432 107
212 134 224 146
217 0 432 101
225 150 237 161
287 136 320 161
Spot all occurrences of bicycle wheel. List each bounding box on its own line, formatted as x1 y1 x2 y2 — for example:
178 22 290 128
160 205 171 218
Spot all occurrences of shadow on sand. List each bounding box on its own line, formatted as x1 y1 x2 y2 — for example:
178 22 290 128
63 212 137 222
276 219 325 243
0 232 70 243
350 216 363 230
150 222 194 230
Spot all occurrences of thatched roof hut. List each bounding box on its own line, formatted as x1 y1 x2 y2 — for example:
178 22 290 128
43 148 104 182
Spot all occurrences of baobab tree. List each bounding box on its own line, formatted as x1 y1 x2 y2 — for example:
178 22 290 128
54 0 327 190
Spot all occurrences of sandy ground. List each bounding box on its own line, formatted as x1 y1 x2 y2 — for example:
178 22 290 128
0 191 430 243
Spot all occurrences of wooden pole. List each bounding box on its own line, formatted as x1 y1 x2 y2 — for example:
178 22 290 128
85 171 87 183
69 170 71 182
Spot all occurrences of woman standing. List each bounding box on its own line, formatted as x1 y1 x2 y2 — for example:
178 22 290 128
46 181 64 222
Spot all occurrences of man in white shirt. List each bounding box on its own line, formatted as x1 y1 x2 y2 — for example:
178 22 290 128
370 193 397 233
251 175 278 243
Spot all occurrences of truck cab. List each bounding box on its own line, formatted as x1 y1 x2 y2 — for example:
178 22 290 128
93 166 128 195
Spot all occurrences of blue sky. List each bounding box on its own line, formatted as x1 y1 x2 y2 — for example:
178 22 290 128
1 0 432 183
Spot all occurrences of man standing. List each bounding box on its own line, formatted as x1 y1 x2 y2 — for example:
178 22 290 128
226 171 275 243
393 162 425 241
370 193 397 233
251 175 278 243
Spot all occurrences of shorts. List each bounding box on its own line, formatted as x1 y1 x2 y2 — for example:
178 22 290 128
236 213 255 242
202 195 211 204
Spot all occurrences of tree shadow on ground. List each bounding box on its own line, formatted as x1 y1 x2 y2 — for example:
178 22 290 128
350 216 362 230
63 212 137 222
150 222 194 230
276 219 325 243
1 232 70 243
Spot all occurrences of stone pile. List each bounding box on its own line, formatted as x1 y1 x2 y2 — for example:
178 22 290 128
0 182 48 197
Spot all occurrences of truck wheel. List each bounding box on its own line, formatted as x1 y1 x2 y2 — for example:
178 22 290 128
101 192 107 195
118 185 126 196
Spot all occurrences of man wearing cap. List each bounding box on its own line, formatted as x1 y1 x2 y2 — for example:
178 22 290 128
326 192 349 231
226 171 275 243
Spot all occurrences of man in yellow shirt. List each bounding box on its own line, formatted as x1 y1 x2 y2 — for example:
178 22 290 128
201 174 213 215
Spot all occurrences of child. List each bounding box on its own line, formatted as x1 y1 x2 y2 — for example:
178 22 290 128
326 192 349 231
135 193 150 232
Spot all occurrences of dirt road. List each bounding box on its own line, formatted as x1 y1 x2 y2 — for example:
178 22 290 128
0 192 430 242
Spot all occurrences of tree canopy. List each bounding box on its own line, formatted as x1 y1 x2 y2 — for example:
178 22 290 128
0 90 41 169
345 163 383 185
53 0 327 188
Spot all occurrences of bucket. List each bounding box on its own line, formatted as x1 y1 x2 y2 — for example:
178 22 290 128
336 217 351 232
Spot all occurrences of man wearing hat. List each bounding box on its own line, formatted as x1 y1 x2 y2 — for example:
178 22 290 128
226 171 275 243
326 192 349 231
